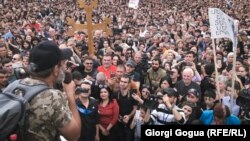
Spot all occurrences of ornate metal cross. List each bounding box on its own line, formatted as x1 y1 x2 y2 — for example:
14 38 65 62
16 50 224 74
67 0 112 56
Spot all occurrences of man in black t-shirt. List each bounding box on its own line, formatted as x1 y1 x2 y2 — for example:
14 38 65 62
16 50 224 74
76 81 99 141
175 68 201 100
114 74 138 141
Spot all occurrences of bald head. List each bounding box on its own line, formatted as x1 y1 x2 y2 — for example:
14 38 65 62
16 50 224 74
134 52 142 64
182 68 194 85
183 68 194 76
96 72 106 81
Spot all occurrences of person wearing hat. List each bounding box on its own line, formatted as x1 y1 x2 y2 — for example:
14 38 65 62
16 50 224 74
180 88 203 120
12 41 81 140
148 88 186 125
125 59 140 89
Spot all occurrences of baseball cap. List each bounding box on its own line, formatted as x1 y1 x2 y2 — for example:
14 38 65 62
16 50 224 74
162 88 178 97
126 59 136 68
29 41 73 72
187 88 200 98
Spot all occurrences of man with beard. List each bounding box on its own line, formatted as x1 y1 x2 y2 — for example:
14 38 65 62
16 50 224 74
7 41 81 141
145 57 166 91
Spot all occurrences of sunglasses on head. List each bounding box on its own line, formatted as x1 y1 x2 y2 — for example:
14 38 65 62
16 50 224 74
99 84 108 89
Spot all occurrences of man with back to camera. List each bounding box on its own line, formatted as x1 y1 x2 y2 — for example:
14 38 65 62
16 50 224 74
5 41 81 141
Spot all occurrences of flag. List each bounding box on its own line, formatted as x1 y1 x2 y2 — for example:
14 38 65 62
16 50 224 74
208 8 237 44
128 0 139 9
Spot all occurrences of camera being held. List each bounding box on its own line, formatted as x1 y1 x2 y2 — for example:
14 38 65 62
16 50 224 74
237 88 250 124
143 94 163 110
12 62 29 79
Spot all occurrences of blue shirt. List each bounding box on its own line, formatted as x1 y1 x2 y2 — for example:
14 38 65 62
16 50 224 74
200 110 240 125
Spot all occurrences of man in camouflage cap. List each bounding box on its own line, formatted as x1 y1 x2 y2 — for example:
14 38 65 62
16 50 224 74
20 41 81 141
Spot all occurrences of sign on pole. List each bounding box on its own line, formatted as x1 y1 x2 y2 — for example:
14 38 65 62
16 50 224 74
208 8 236 43
209 8 238 113
128 0 139 9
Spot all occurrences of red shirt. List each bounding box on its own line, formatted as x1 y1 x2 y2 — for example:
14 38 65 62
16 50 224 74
98 99 119 128
97 65 117 79
29 23 41 32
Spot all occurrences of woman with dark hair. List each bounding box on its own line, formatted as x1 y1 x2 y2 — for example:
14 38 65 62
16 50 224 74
20 40 31 56
180 101 196 124
7 35 23 54
98 87 119 141
31 36 40 48
169 67 181 88
163 62 172 74
112 54 123 66
131 84 151 105
154 76 171 94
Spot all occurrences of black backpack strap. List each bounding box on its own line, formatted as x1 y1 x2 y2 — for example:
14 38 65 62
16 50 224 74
4 79 50 102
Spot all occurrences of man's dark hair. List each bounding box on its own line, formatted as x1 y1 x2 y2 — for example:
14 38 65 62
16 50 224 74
0 68 8 74
1 57 12 66
204 63 215 76
152 57 161 65
121 74 131 83
204 89 216 99
185 51 195 57
114 45 123 52
72 71 83 81
83 56 93 62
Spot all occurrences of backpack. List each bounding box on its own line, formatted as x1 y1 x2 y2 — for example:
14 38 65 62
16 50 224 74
0 79 49 141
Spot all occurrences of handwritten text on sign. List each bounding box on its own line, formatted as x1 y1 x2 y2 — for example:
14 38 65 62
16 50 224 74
211 9 229 36
208 8 234 41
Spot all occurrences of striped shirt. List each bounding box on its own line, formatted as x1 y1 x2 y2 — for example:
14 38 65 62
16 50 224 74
150 104 186 125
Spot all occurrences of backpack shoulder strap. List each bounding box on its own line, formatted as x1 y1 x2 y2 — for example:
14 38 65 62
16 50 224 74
4 79 50 102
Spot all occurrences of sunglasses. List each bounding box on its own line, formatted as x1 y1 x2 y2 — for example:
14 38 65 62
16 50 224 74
99 84 108 89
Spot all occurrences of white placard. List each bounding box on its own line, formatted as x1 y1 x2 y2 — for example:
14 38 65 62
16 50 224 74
208 8 236 43
128 0 139 9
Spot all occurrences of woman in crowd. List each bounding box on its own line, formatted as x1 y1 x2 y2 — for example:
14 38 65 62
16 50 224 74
98 87 119 141
180 101 196 124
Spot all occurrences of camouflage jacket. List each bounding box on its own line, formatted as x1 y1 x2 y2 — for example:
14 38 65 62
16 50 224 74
17 78 72 141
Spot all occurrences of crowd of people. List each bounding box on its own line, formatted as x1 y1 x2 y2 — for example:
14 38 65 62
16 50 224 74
0 0 250 141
